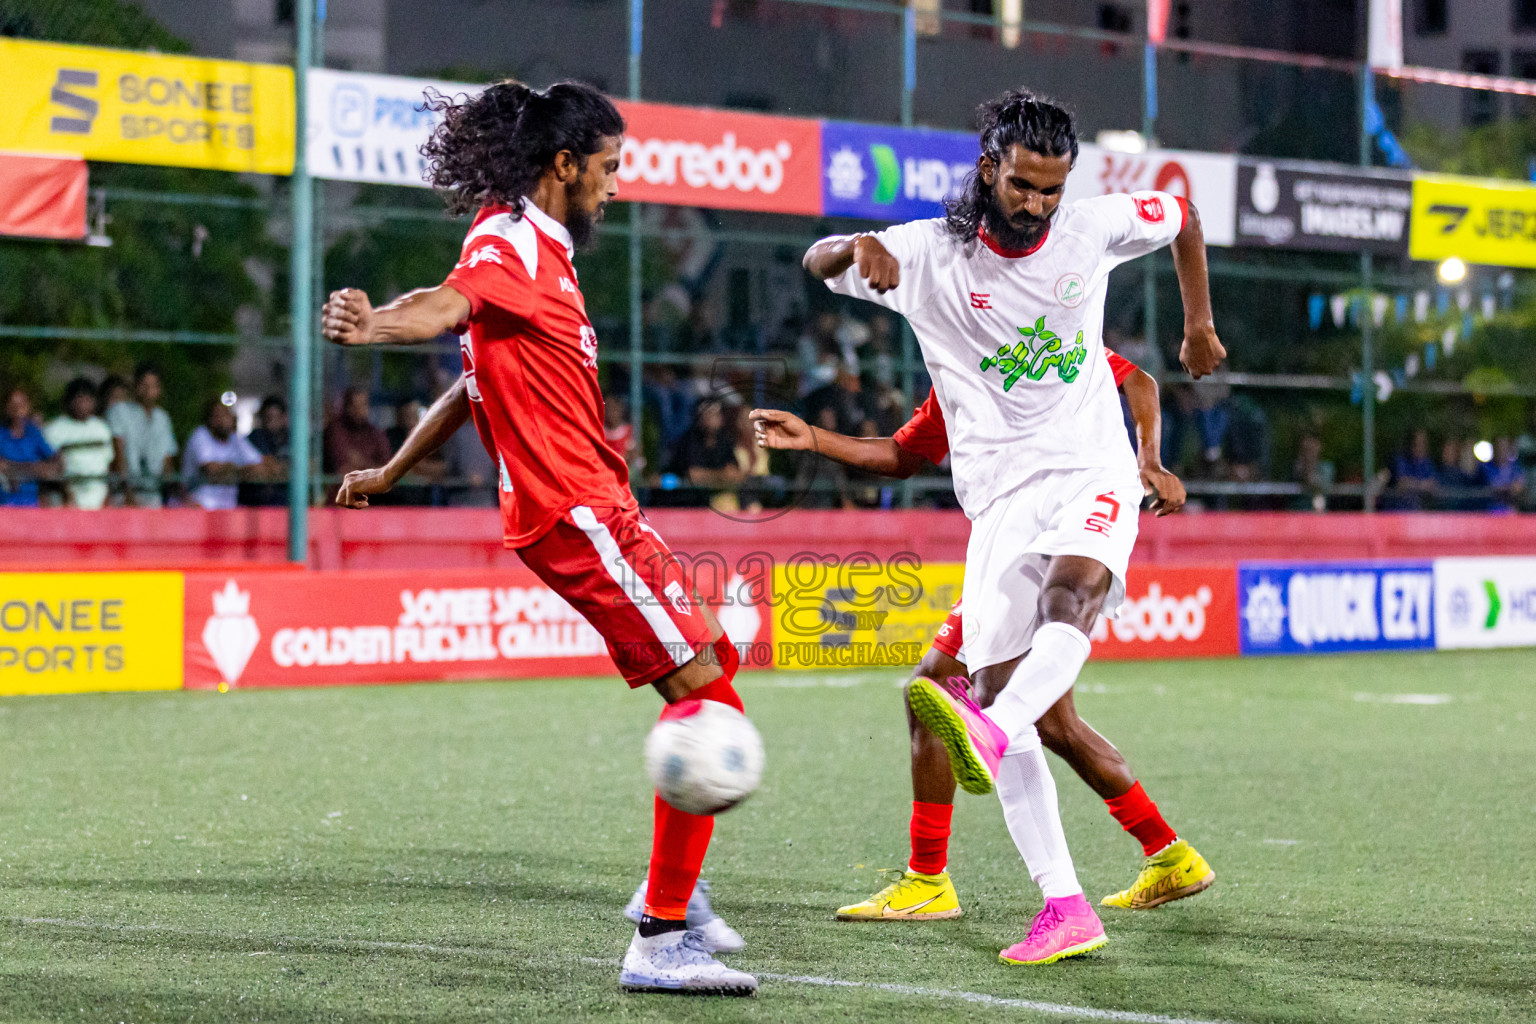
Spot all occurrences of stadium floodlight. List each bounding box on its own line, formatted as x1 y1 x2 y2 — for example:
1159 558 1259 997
1474 440 1494 463
1096 130 1148 154
1437 257 1468 284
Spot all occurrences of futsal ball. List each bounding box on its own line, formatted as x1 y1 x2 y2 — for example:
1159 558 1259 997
644 700 765 815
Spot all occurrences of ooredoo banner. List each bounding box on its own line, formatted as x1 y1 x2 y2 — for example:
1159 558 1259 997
1090 564 1239 660
614 99 822 215
184 569 614 689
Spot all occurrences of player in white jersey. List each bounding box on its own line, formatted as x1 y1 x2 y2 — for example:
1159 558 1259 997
802 89 1223 965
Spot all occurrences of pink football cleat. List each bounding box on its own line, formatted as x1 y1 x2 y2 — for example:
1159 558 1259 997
998 894 1109 965
905 676 1007 795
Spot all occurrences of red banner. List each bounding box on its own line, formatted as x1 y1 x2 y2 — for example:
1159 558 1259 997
612 100 822 215
1089 564 1239 660
0 152 86 240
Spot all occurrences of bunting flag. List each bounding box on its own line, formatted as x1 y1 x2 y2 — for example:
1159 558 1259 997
1147 0 1171 44
1414 291 1430 322
1331 294 1349 328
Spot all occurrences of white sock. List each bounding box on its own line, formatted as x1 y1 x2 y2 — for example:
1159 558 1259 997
985 622 1092 746
993 730 1081 899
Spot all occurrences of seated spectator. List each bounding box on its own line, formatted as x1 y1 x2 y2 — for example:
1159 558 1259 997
377 398 447 505
1482 437 1526 513
1436 437 1482 510
604 395 638 468
731 403 771 514
672 400 741 508
97 375 131 418
1384 428 1438 510
1291 433 1334 512
323 388 391 483
240 396 290 506
108 362 179 507
183 399 266 510
42 378 114 510
0 387 59 507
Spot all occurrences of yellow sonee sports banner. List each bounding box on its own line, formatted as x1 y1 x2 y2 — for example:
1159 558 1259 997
1409 174 1536 269
0 38 294 174
770 559 965 670
0 572 184 696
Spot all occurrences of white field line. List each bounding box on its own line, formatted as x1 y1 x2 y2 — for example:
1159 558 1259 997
10 915 1238 1024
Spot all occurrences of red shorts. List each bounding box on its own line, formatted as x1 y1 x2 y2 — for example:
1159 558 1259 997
930 598 965 662
516 504 715 688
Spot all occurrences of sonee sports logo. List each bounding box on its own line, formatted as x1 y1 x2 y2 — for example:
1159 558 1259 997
970 292 992 310
1084 492 1121 536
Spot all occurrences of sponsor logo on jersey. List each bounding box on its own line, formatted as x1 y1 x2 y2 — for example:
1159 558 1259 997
578 325 599 370
559 276 577 293
1054 273 1086 307
663 580 691 615
1134 195 1165 223
979 315 1087 390
969 291 992 309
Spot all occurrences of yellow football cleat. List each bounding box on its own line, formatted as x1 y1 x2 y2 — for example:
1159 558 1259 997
835 870 962 921
1101 839 1215 910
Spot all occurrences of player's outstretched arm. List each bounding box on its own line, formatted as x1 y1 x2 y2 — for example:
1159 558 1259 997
1121 368 1185 517
802 234 901 292
336 375 472 509
1169 202 1225 379
321 285 471 347
750 408 927 479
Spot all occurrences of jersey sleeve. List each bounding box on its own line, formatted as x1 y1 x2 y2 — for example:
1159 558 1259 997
822 219 945 316
443 239 536 325
1085 190 1187 261
892 387 950 464
1105 348 1139 387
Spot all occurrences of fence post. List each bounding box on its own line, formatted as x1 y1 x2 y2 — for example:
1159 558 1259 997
1142 40 1160 375
627 0 644 480
1360 65 1377 513
287 0 315 563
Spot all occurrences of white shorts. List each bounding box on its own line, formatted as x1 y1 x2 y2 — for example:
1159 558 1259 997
959 465 1143 672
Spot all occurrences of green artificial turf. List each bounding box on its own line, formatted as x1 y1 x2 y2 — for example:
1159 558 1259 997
1 650 1533 1023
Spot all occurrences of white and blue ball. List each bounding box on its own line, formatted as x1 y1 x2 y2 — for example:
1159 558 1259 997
644 700 765 815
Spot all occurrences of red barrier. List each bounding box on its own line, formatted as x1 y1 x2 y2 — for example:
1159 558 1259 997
3 508 1534 569
1090 564 1240 660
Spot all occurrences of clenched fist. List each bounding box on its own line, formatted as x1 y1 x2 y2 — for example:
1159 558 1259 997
321 288 375 346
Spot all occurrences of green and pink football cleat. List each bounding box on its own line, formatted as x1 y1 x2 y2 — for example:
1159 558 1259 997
999 894 1108 966
905 676 1008 795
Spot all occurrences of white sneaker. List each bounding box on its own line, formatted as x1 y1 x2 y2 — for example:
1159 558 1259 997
618 928 758 995
623 877 745 954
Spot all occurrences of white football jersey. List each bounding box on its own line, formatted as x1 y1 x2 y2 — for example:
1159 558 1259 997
825 190 1184 519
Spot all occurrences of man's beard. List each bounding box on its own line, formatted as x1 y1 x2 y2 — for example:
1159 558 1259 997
564 180 606 251
982 189 1052 251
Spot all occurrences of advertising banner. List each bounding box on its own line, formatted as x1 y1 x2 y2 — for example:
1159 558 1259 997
1238 561 1435 656
771 558 961 670
0 152 87 240
1065 143 1237 246
1091 564 1240 660
821 121 975 221
307 68 472 186
614 99 822 215
1433 557 1536 649
0 571 183 696
1409 173 1536 268
1235 160 1411 255
0 38 294 174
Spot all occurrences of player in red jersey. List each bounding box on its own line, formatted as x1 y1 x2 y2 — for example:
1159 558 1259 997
752 351 1215 919
319 80 755 996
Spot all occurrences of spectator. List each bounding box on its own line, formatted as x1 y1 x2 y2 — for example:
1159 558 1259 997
379 398 447 505
97 375 131 417
1482 437 1526 513
604 395 638 469
1384 428 1438 510
0 387 59 507
672 400 741 508
1436 437 1481 510
108 362 179 507
42 378 114 510
323 388 391 481
240 396 290 506
731 404 770 514
1292 433 1334 512
182 399 265 510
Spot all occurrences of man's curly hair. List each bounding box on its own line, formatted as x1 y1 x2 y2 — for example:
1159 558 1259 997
943 90 1078 245
420 79 625 216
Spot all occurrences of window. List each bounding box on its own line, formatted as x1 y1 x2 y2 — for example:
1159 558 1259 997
275 0 294 26
1512 51 1536 116
1462 50 1501 126
1097 4 1132 33
1416 0 1447 35
1517 0 1536 32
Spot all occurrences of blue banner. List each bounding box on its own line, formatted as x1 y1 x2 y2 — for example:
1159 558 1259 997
1237 561 1435 656
820 120 977 221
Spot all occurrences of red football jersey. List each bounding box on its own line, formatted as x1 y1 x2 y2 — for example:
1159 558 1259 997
444 202 635 547
893 348 1140 464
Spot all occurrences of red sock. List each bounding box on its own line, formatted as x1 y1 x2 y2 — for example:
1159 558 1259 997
908 801 953 875
712 634 741 678
1104 781 1178 856
644 671 744 918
